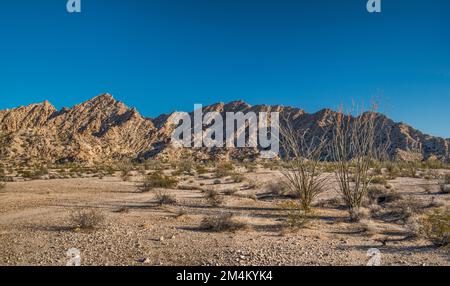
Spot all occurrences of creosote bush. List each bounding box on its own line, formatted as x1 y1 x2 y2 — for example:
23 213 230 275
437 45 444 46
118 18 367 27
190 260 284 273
421 208 450 247
70 208 105 230
137 172 178 192
155 191 177 205
200 213 248 232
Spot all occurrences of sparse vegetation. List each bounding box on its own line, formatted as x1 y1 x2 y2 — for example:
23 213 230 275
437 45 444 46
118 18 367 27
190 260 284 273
230 172 245 183
155 191 177 205
200 213 248 232
421 208 450 247
264 179 289 196
330 103 390 221
204 189 224 207
279 118 329 214
69 208 105 230
119 162 133 181
279 200 312 228
137 171 178 192
214 161 235 178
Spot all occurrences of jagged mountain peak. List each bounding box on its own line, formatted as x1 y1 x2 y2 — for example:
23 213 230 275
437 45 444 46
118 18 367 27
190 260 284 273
0 95 449 163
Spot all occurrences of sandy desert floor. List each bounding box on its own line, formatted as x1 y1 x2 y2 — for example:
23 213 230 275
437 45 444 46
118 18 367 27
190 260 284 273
0 168 449 266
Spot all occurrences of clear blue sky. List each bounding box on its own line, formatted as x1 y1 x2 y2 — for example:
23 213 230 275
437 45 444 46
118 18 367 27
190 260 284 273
0 0 449 138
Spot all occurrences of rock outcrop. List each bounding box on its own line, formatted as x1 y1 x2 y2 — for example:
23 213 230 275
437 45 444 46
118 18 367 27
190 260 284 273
0 94 448 164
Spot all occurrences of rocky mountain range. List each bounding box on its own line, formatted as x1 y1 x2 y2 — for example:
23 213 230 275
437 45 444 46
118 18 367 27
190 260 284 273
0 93 448 164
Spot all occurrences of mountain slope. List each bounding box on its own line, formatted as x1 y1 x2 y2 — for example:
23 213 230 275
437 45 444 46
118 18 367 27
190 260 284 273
0 94 448 164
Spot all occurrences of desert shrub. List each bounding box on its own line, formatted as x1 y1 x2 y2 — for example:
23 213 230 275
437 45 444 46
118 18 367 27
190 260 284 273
404 215 422 239
214 161 235 178
384 162 400 179
371 176 387 185
330 104 390 221
279 200 312 228
204 189 224 207
439 184 450 194
349 207 371 222
368 186 402 205
358 219 378 235
265 179 289 196
315 197 343 209
174 159 194 176
421 209 450 247
444 174 450 184
396 196 427 220
137 172 178 192
213 179 221 185
155 191 177 205
119 162 133 181
195 164 209 175
70 208 105 230
230 172 245 183
200 213 248 232
223 188 239 196
280 122 329 214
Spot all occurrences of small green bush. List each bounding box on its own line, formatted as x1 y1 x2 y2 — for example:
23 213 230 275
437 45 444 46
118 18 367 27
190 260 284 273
137 172 178 192
421 209 450 247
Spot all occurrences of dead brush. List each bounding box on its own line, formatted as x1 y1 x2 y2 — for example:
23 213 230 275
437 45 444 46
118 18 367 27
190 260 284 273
200 213 248 232
69 208 105 230
264 179 289 197
358 219 378 236
204 189 224 207
155 191 177 206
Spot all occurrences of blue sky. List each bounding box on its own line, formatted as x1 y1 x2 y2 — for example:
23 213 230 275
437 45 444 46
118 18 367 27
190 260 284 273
0 0 449 138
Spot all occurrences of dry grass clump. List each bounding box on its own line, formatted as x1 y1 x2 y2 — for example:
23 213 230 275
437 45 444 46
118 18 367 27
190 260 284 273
214 161 235 178
137 172 178 192
230 172 246 183
371 175 388 185
70 208 105 230
358 219 378 235
176 159 194 175
119 162 133 181
200 213 248 232
155 191 177 206
279 200 312 228
264 179 289 197
421 208 450 247
204 189 224 207
315 197 343 209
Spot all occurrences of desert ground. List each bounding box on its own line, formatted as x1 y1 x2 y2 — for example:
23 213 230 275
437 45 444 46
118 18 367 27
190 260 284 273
0 163 449 266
